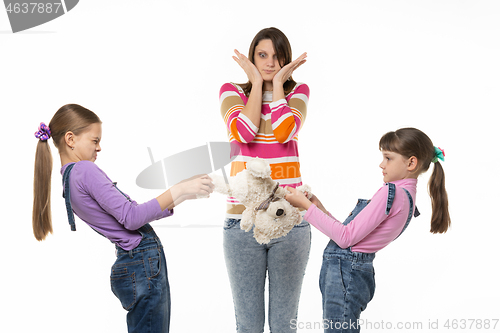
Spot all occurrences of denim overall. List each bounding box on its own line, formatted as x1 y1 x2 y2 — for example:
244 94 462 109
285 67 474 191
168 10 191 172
319 183 419 333
63 163 170 333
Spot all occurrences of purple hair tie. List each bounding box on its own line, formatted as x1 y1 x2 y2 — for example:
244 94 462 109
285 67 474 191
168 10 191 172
35 122 51 141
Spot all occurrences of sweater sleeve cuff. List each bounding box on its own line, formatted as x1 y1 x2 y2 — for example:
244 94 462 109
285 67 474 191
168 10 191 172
163 208 174 218
269 98 287 110
150 198 174 220
238 113 259 134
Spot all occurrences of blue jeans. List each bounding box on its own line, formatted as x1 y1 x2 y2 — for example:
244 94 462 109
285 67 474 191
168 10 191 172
320 240 375 333
320 183 416 333
111 224 170 333
223 218 311 333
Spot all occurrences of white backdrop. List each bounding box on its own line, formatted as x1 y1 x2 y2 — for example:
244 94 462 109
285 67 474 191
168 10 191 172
1 1 499 332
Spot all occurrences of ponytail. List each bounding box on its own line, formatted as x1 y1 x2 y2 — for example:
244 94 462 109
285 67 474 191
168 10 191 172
428 161 450 233
32 104 101 241
33 139 53 241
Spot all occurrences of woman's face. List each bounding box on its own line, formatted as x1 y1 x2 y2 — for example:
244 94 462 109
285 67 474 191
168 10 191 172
253 39 282 83
72 123 102 162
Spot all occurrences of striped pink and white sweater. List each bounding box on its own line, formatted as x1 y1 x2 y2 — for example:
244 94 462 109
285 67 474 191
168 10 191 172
219 82 310 218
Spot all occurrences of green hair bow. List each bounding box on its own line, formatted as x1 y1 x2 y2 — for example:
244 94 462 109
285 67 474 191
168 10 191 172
432 146 445 163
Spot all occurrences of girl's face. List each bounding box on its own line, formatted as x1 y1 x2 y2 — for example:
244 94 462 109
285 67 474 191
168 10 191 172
72 123 102 162
253 39 282 84
379 150 413 183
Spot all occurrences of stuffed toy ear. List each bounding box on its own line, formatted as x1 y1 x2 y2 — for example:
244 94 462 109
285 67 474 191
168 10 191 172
246 158 271 178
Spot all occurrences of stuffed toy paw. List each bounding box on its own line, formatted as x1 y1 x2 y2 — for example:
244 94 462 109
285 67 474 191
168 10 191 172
211 157 312 244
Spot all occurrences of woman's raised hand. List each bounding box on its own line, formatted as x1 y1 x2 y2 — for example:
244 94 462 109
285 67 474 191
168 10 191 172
273 52 307 85
233 49 263 86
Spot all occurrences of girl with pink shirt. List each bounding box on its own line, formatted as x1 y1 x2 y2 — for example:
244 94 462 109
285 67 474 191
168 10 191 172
285 127 450 333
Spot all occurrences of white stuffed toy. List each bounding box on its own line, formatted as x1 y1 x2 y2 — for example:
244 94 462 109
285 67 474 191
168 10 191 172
211 157 311 244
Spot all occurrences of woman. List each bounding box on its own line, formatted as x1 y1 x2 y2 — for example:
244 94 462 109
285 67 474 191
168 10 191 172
32 104 213 333
219 27 310 332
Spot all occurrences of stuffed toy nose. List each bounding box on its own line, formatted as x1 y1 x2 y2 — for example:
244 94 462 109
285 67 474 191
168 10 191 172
266 201 287 218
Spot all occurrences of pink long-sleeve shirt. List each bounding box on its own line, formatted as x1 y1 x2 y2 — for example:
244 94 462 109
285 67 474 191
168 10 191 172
304 178 417 253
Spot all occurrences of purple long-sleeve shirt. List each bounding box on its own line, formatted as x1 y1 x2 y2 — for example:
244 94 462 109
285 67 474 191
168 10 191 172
61 160 173 250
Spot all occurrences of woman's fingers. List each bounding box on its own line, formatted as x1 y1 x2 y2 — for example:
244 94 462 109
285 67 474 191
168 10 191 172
291 52 308 68
288 53 307 72
233 49 249 65
233 49 263 85
286 52 307 71
273 52 308 84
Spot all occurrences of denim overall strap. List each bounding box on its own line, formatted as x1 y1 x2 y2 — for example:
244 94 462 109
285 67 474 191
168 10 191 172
62 163 77 231
393 188 419 241
385 182 396 215
113 182 132 201
62 163 111 240
386 182 420 217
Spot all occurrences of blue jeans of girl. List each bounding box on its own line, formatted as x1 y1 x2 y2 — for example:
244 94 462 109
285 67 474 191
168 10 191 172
320 184 416 333
320 235 375 333
223 218 311 333
111 223 170 333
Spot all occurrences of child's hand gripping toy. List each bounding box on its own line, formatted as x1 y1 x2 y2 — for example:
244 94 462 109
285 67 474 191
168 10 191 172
211 157 312 244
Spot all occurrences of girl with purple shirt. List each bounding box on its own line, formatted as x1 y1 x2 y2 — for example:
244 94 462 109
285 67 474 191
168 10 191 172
285 128 451 333
32 104 213 333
